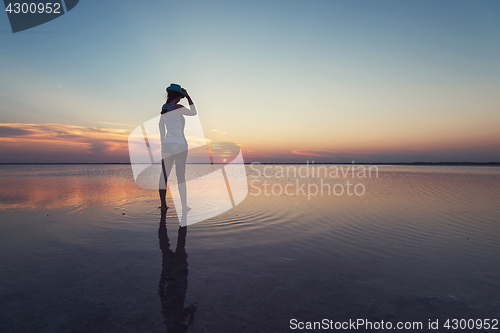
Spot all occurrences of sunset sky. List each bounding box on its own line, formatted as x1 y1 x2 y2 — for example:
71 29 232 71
1 0 499 163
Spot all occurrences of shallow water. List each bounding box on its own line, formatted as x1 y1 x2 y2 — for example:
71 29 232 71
0 164 499 332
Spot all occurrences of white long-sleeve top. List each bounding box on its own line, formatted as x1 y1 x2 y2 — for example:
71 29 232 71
159 111 187 145
159 102 197 145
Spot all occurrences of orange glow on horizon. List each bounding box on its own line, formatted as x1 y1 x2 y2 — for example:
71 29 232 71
1 122 499 163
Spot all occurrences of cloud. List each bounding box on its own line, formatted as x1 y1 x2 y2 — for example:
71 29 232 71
0 126 34 137
290 149 383 163
210 129 227 135
292 149 338 157
98 121 135 128
292 149 376 157
89 141 113 154
0 123 130 163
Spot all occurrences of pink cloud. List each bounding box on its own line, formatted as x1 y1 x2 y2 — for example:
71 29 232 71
0 123 130 163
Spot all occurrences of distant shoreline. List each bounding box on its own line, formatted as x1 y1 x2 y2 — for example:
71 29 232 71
0 162 499 166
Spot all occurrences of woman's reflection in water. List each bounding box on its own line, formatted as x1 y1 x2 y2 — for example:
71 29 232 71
158 209 197 332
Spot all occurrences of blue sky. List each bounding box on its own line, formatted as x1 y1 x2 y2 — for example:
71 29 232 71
1 0 499 162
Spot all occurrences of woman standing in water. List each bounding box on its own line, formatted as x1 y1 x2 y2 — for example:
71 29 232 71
159 83 197 211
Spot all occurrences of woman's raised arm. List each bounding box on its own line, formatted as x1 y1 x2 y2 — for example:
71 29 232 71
174 88 197 116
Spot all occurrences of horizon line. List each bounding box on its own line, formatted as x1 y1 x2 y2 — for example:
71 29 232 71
0 162 499 166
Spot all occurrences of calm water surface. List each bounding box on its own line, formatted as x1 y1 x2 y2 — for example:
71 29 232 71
0 164 499 332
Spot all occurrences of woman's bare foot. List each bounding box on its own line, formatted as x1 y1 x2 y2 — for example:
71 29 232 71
182 206 191 212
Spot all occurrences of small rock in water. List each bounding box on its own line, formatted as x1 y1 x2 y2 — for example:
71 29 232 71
466 237 469 240
122 213 126 216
